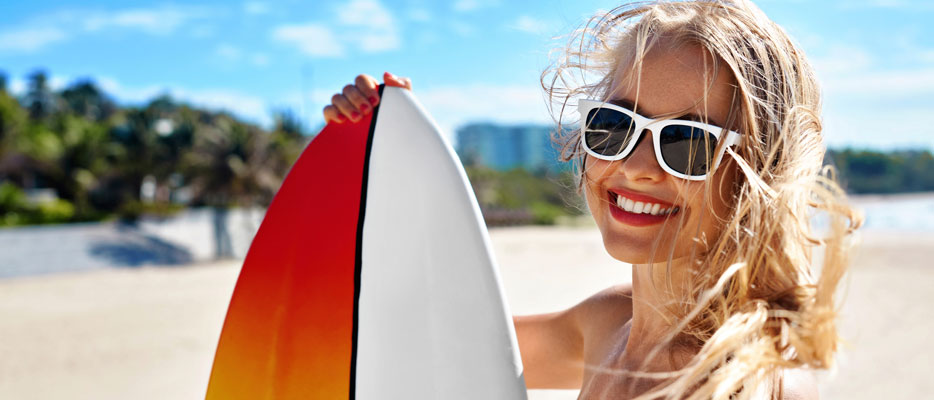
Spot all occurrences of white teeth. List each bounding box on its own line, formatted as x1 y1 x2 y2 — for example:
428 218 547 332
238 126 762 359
633 201 645 214
612 192 678 216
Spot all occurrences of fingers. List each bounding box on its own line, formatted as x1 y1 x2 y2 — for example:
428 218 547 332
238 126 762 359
355 74 381 106
343 84 372 116
322 72 412 125
383 72 413 90
330 92 361 123
322 104 345 124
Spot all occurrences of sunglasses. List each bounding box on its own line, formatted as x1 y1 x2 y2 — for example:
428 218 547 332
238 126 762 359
579 99 741 181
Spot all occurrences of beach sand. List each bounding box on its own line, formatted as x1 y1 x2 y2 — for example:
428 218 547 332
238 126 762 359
0 226 930 399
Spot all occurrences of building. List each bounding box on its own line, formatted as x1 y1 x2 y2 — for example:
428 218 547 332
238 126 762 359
455 123 569 174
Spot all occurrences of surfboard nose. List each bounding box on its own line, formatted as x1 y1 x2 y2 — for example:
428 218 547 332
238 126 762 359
206 85 527 400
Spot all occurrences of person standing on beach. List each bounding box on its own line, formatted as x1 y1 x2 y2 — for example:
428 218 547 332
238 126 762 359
323 1 861 398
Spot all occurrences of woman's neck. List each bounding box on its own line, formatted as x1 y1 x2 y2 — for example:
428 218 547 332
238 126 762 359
623 258 697 370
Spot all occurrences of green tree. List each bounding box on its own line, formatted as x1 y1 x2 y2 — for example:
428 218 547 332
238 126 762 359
24 70 57 121
61 80 116 122
183 114 281 208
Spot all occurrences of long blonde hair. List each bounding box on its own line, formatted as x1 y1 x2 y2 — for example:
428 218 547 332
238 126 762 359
542 1 863 398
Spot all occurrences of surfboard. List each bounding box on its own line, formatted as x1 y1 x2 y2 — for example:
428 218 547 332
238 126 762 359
205 86 527 399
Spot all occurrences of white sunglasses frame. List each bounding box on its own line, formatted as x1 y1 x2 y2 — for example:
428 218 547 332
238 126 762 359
578 99 742 181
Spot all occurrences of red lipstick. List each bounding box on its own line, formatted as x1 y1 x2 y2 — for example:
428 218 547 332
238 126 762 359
606 190 680 227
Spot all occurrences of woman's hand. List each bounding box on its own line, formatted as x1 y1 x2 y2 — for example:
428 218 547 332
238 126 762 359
322 72 412 124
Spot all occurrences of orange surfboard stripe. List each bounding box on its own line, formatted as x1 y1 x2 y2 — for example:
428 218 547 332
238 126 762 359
205 87 381 399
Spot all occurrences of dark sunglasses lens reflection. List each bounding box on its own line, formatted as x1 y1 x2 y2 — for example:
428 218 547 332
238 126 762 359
659 125 718 176
584 108 637 157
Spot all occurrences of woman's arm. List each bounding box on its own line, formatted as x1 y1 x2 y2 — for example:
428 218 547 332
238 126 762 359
515 284 634 389
514 310 584 389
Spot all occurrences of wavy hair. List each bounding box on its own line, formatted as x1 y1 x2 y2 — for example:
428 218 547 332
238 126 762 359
542 1 863 398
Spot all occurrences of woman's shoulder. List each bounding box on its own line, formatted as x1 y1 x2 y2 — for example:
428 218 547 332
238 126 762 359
571 284 634 337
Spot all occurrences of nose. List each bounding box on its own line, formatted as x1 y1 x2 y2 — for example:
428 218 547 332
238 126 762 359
617 130 666 182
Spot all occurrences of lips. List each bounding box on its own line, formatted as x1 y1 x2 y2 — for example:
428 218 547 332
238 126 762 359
606 189 680 227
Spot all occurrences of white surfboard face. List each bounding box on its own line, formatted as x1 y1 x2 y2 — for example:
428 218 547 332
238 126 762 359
354 87 527 399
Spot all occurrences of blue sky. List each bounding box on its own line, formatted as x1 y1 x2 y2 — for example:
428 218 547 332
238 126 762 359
1 0 932 150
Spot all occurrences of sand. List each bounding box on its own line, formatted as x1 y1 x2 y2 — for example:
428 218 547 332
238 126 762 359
0 226 930 399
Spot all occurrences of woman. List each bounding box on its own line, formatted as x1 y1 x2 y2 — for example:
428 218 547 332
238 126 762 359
323 1 860 399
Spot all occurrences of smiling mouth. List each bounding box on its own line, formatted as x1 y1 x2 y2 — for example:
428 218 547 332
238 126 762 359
608 191 680 217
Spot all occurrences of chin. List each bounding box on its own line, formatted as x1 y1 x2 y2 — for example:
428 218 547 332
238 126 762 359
599 228 675 265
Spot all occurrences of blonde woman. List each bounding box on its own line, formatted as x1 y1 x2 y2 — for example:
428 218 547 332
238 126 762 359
323 1 860 398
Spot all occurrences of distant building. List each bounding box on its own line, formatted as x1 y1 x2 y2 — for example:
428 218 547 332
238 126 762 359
455 123 569 174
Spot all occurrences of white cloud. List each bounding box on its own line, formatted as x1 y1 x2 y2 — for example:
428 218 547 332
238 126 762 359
272 23 344 57
0 6 211 52
8 78 26 95
810 45 873 75
97 77 166 104
454 0 478 12
921 50 934 64
82 6 206 35
453 0 498 12
337 0 399 52
512 15 548 35
98 77 272 126
821 68 934 99
48 76 69 91
243 1 270 15
0 27 67 52
6 73 74 95
823 105 934 150
839 0 934 9
811 45 934 99
450 21 475 37
416 84 553 140
251 53 270 67
408 8 431 22
176 88 270 125
271 0 399 57
215 43 242 60
190 25 216 38
806 42 934 150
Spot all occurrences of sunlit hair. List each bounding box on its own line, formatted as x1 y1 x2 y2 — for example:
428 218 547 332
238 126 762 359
542 0 863 398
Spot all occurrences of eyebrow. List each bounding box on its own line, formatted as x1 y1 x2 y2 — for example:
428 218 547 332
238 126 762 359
608 97 724 127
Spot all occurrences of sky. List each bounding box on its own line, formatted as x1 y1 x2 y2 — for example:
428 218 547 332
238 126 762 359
1 0 933 150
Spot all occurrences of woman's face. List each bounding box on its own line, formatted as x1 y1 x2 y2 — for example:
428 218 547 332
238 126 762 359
584 42 740 265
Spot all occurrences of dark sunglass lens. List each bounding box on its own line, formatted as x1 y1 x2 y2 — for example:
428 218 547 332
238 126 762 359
583 108 637 157
659 125 718 176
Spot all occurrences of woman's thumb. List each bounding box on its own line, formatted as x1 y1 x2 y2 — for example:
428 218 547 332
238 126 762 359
383 72 412 90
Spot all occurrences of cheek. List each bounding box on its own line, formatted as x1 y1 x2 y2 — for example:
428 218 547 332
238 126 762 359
691 165 740 241
581 156 611 210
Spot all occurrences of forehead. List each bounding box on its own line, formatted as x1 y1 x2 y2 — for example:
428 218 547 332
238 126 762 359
608 41 737 126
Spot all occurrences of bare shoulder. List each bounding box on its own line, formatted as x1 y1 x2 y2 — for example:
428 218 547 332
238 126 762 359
781 368 820 400
570 283 634 337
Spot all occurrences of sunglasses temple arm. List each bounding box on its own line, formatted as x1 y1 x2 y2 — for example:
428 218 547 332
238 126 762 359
724 131 742 147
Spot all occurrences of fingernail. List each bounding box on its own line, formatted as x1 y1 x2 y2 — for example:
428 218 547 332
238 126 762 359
335 115 345 123
369 96 379 105
351 111 360 120
360 103 370 113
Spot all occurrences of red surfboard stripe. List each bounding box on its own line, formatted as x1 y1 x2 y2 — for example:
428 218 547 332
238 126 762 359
206 105 377 399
